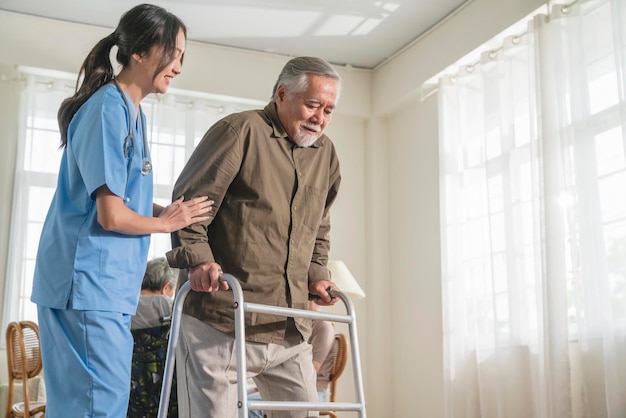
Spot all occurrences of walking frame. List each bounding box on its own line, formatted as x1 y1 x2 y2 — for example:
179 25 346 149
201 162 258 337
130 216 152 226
157 273 367 417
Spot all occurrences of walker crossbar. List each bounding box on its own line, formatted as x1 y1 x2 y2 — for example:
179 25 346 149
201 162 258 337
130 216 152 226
250 401 365 412
244 303 352 324
158 273 367 417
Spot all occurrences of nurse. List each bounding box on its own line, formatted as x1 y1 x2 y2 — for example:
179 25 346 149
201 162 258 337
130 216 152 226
30 4 211 418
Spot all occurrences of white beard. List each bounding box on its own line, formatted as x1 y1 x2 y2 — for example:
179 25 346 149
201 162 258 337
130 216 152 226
292 123 321 147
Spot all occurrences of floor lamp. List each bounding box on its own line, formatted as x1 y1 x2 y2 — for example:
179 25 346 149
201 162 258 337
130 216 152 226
327 260 366 300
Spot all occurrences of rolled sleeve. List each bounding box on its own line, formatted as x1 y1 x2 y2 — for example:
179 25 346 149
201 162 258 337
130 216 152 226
308 260 330 284
169 120 243 269
166 237 214 269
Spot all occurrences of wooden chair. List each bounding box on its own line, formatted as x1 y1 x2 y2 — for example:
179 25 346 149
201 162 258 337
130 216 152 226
320 333 348 418
5 321 46 418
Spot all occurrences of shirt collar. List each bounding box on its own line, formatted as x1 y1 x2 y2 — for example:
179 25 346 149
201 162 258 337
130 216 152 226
264 101 325 149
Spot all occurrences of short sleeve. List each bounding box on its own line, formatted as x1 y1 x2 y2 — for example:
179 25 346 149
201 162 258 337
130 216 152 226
69 88 130 199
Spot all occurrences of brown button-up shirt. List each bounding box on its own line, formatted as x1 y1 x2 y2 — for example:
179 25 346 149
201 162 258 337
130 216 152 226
167 102 341 344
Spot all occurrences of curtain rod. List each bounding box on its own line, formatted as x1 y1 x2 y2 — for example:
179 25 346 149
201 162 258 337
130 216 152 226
419 23 532 101
2 76 234 113
419 0 562 102
419 0 589 101
15 65 265 109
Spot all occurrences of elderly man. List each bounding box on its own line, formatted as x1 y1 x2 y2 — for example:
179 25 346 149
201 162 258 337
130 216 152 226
167 56 343 418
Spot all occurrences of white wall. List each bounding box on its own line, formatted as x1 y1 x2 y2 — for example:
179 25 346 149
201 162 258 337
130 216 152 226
0 65 19 319
0 1 546 416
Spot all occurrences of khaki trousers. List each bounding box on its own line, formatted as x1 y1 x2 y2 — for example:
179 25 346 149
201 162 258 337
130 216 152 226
176 314 319 418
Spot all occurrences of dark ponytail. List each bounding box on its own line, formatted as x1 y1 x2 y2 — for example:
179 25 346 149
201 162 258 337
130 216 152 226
58 34 116 146
57 4 187 147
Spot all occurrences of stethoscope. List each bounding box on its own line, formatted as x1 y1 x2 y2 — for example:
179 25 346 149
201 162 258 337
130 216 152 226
113 77 152 177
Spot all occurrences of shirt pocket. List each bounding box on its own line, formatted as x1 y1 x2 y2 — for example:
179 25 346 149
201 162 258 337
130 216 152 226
301 185 326 231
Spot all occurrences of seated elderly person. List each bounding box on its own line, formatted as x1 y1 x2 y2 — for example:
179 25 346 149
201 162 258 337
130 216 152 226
128 257 178 418
131 257 177 330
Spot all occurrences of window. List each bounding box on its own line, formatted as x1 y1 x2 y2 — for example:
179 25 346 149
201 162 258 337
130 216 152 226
440 1 626 415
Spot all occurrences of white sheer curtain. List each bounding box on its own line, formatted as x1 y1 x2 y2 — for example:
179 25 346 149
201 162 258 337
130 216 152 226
439 1 626 417
2 67 259 335
2 72 73 332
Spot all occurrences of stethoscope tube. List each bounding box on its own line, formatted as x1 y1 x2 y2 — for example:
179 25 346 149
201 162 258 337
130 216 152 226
113 77 152 176
113 78 152 203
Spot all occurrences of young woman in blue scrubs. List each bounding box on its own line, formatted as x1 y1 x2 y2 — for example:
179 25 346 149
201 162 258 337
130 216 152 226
30 5 212 417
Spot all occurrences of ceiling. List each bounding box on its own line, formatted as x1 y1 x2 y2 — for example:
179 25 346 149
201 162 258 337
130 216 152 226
0 0 469 70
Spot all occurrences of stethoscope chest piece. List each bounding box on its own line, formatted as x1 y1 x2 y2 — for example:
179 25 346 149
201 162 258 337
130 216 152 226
141 159 152 175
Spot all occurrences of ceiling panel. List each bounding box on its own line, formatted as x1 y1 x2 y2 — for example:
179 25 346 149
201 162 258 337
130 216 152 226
0 0 469 69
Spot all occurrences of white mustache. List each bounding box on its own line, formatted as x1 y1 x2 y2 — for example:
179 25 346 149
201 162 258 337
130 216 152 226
301 122 321 132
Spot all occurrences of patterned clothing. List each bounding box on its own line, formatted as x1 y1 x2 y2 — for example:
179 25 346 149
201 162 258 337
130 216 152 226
128 324 177 418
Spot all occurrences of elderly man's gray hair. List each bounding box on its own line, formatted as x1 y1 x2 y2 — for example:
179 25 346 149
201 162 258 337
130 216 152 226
271 56 342 100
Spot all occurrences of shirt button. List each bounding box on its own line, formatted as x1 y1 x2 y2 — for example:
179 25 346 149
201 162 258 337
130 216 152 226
293 205 297 211
125 197 131 203
298 171 302 176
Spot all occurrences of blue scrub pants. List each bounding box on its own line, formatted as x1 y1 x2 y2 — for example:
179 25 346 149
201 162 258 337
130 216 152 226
37 306 133 418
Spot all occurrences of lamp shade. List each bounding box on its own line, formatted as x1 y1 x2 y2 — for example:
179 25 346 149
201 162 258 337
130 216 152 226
327 260 366 300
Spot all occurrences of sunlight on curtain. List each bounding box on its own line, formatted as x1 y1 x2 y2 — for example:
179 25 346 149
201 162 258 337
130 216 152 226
439 0 626 417
2 74 72 333
542 1 626 416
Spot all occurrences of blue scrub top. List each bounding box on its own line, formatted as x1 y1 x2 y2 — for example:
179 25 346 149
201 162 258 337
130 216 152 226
31 84 153 314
